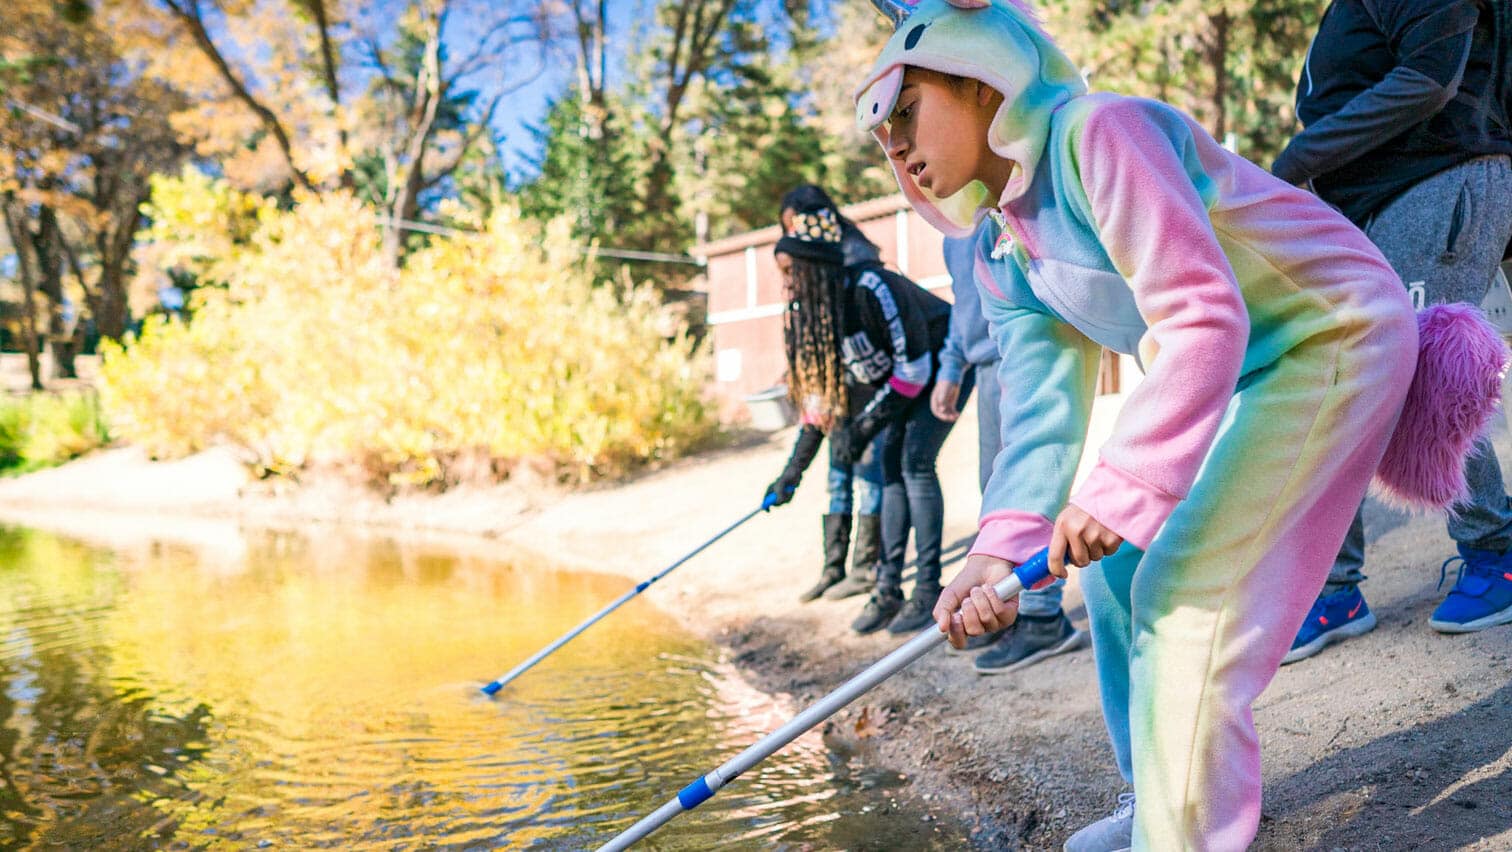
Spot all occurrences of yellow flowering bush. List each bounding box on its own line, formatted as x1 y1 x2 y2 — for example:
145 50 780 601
101 178 717 486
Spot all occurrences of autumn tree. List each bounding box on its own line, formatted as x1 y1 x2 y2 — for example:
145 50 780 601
135 0 552 266
1 0 186 387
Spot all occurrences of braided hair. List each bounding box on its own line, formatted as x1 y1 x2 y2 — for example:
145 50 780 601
776 194 854 425
781 254 850 423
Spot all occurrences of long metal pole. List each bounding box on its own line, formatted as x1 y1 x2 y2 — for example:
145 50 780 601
596 549 1053 850
481 497 776 696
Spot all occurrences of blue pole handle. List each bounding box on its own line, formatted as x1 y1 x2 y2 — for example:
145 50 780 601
761 491 778 510
1012 548 1053 591
676 776 715 809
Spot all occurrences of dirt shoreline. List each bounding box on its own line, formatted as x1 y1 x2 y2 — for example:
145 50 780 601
2 405 1510 849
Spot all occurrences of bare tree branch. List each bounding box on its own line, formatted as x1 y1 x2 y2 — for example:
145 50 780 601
159 0 317 191
419 91 502 192
293 0 350 182
299 0 342 108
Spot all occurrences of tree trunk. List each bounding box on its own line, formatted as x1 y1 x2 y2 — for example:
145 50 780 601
384 149 428 266
382 9 445 268
1208 10 1230 144
3 204 45 392
94 253 131 341
574 0 609 139
35 208 77 379
49 336 77 380
20 277 43 392
91 195 143 341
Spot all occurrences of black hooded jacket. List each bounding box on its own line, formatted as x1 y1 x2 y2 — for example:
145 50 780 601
1273 0 1512 225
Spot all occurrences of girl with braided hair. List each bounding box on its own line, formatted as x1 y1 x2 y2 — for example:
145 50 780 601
776 186 890 605
762 192 964 635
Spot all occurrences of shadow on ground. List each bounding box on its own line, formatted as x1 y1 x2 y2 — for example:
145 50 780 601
1260 681 1512 850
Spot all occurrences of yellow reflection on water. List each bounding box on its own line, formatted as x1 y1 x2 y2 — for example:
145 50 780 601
0 525 959 850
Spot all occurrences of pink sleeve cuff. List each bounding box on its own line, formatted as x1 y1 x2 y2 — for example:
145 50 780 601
969 510 1053 565
888 376 925 397
1070 458 1181 551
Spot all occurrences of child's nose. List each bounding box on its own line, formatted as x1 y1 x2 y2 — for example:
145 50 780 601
888 135 909 161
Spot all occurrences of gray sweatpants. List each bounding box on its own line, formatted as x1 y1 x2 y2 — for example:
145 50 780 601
1328 155 1512 590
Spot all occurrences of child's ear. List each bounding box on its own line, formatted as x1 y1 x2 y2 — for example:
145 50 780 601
975 80 997 108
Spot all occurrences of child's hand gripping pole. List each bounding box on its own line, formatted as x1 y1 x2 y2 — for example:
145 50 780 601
595 549 1055 851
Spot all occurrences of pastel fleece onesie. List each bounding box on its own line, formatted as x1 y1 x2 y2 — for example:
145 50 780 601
855 1 1418 848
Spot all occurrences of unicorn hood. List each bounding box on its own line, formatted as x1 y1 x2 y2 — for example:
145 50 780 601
853 0 1086 236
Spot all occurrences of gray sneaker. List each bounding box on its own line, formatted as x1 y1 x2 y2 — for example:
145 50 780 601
1063 792 1134 852
974 611 1087 674
943 627 1007 655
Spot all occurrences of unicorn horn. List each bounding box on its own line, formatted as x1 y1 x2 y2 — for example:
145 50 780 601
869 0 914 27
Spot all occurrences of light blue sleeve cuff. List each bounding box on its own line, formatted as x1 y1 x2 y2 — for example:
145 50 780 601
937 357 965 386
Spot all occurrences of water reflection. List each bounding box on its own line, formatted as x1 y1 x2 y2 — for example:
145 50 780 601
0 525 960 849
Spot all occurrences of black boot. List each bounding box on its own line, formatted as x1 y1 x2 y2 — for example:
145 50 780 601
824 513 879 600
800 513 851 603
851 585 904 634
888 580 944 634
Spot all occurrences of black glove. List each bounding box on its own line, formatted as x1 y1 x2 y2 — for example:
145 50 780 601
839 388 912 463
829 420 863 466
764 469 802 507
763 424 823 508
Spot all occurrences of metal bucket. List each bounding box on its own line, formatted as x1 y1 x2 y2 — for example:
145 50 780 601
743 385 796 431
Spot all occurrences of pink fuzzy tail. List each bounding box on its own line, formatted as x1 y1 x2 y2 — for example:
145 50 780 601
1374 304 1509 512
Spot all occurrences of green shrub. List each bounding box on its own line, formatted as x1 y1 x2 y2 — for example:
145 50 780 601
0 403 25 470
0 391 111 474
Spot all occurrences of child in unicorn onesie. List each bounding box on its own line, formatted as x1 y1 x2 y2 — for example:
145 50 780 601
853 0 1505 849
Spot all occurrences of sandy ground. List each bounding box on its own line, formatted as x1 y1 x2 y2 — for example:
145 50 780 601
1 399 1509 850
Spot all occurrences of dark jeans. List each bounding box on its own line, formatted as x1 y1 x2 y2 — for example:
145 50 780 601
878 368 974 594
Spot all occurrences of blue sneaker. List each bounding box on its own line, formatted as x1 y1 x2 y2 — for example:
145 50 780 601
1429 545 1512 633
1281 586 1377 665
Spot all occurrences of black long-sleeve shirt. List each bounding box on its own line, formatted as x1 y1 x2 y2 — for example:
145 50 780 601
840 264 951 423
1273 0 1512 225
782 263 950 477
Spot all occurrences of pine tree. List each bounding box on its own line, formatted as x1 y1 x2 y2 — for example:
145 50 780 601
517 92 644 254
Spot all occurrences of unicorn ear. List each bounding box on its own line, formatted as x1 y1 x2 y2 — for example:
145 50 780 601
944 0 991 6
869 0 915 27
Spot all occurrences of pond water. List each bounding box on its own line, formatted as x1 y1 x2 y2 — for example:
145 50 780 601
0 524 964 849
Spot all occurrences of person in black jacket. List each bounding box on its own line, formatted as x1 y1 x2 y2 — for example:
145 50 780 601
763 193 966 634
778 186 887 605
1274 0 1512 660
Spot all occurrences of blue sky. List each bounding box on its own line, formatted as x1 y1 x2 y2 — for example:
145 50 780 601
484 0 824 185
487 2 641 184
495 68 567 183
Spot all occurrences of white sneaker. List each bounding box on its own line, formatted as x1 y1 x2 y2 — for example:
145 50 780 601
1063 792 1134 852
